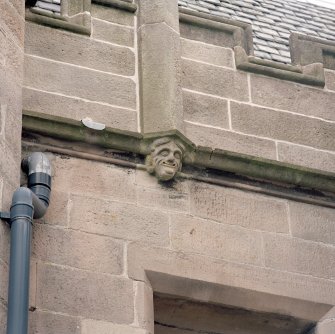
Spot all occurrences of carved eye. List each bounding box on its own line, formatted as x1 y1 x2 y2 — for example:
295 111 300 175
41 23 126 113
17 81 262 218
174 152 181 160
160 149 169 157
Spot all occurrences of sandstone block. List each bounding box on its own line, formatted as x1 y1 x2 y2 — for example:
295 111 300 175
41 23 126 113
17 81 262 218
70 194 170 246
182 58 249 101
313 321 335 334
29 310 81 334
52 156 137 202
185 122 277 160
138 0 179 31
25 22 135 76
23 88 137 132
190 182 289 233
92 18 134 47
139 23 183 133
0 302 6 334
325 70 335 91
170 213 263 265
250 74 335 121
181 38 234 68
277 142 335 174
183 90 229 128
289 202 335 245
81 320 148 334
231 101 335 151
0 223 10 265
0 260 8 302
263 233 335 280
36 263 134 322
91 4 134 26
24 55 136 109
32 224 124 274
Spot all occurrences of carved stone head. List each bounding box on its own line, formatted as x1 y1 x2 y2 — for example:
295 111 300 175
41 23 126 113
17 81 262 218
145 137 185 181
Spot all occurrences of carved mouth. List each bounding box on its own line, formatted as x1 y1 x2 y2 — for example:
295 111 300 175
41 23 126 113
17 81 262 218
162 161 177 168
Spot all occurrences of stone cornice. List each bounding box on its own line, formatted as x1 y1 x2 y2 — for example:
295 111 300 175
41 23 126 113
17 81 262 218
23 111 335 195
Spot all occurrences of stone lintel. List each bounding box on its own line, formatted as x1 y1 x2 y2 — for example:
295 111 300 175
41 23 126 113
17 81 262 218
22 111 335 195
234 46 325 87
91 0 137 13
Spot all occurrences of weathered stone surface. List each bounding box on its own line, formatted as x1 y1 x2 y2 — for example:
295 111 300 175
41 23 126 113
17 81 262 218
23 88 137 132
181 38 234 68
36 263 134 322
52 156 137 201
70 194 170 246
250 74 335 121
91 4 134 26
139 23 183 133
190 182 289 233
170 213 263 265
32 224 124 274
185 122 277 160
0 259 8 302
313 321 335 334
263 233 335 280
277 142 335 174
29 310 81 334
0 141 20 189
230 101 335 151
92 19 134 47
24 55 136 109
138 0 179 31
81 320 147 334
0 1 24 44
0 223 10 265
135 282 154 333
25 22 135 76
325 70 335 91
182 59 249 101
289 202 335 245
0 302 6 334
183 90 229 128
4 109 22 161
128 244 335 317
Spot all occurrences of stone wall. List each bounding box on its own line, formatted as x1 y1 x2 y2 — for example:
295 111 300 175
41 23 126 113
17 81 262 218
2 0 335 333
0 0 25 331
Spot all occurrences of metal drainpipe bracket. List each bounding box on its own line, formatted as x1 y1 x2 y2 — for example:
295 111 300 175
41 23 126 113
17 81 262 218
0 211 11 223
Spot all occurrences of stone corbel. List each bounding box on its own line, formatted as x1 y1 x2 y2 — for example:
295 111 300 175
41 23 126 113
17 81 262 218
26 0 91 35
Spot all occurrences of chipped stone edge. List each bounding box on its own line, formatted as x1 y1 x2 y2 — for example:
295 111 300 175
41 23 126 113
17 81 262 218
22 111 335 194
234 46 325 87
91 0 137 13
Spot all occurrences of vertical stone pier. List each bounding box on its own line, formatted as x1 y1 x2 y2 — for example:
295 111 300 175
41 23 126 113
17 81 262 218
0 0 25 331
137 0 184 134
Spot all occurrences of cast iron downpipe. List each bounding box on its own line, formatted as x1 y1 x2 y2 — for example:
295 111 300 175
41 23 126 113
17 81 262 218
6 152 52 334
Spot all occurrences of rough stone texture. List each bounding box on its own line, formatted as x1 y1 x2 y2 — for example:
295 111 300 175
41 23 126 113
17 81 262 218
92 19 134 47
263 233 335 280
183 90 229 128
29 311 81 334
52 156 137 201
170 213 263 265
70 194 170 246
139 23 183 133
325 70 335 91
289 202 335 245
139 0 179 31
36 263 134 322
230 101 335 151
182 58 249 101
24 55 136 109
185 122 277 160
91 4 134 26
0 302 6 334
250 74 335 121
23 88 137 132
277 142 335 174
190 182 289 233
32 223 124 274
81 320 147 334
181 38 234 68
25 22 135 76
135 282 154 333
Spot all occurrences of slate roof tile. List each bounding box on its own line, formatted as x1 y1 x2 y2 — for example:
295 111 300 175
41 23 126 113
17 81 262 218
179 0 335 64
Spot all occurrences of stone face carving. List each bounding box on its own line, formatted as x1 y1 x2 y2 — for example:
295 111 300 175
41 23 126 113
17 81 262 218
145 137 184 181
